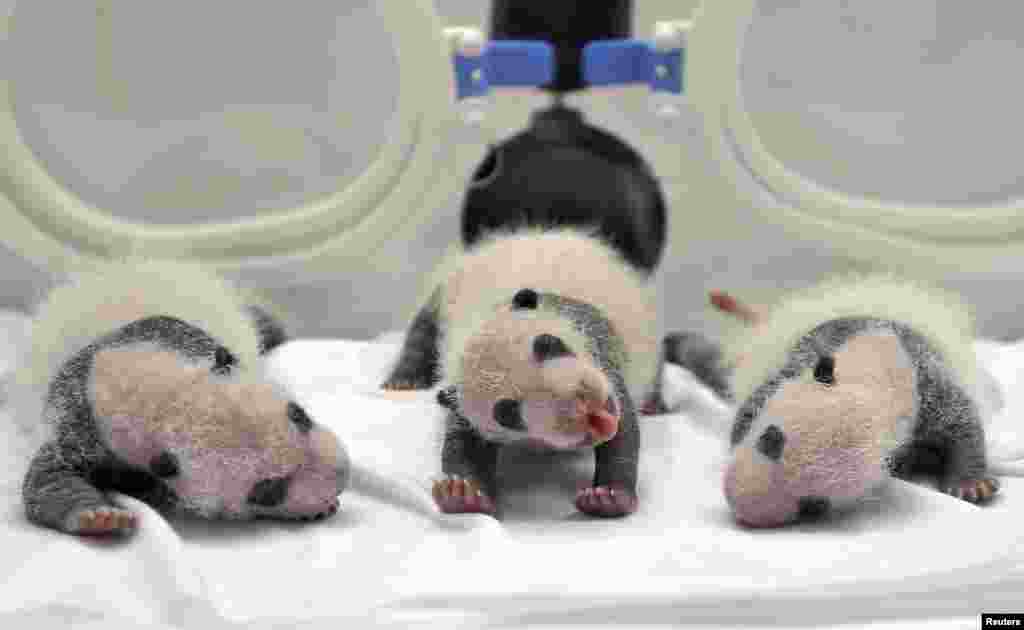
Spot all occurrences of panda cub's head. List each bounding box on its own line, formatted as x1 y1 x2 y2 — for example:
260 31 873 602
451 288 620 450
723 325 918 528
90 344 349 521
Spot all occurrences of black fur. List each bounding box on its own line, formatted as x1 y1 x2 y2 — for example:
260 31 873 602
287 402 313 433
441 413 502 505
461 105 667 275
813 356 835 385
662 331 733 403
212 346 237 375
437 386 458 410
246 305 289 354
382 289 442 389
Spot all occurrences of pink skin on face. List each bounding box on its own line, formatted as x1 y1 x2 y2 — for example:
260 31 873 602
169 443 285 516
724 442 887 528
723 459 797 528
461 391 620 449
281 466 342 515
104 415 344 519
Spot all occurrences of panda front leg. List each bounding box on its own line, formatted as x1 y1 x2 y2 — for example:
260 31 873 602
435 413 500 516
908 380 1000 505
382 293 442 390
578 401 639 517
935 410 1000 504
23 442 138 536
642 331 734 414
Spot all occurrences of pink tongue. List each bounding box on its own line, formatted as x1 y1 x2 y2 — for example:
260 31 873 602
586 408 619 442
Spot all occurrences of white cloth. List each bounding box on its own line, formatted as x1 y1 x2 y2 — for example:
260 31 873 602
1 322 1022 630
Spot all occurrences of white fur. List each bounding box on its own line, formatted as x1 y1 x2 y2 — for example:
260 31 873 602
431 227 662 402
727 273 977 406
14 258 264 428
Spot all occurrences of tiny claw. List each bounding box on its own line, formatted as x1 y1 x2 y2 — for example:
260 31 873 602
432 474 496 515
946 478 1000 504
575 484 637 518
70 506 138 536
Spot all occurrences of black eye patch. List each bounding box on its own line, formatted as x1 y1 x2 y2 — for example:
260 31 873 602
493 398 526 431
512 288 539 310
533 334 574 362
287 402 314 433
211 346 237 375
149 451 179 478
247 477 290 507
813 356 835 385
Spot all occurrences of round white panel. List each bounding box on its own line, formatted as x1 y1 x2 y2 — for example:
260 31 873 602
689 0 1024 266
9 0 397 226
741 0 1024 207
0 0 454 270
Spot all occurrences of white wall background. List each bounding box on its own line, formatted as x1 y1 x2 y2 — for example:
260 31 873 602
2 0 1023 341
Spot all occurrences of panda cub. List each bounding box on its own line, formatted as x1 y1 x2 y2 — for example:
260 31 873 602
716 275 1001 527
383 227 729 518
14 260 349 536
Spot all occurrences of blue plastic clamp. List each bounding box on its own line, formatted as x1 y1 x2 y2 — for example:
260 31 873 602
452 40 556 100
581 39 685 95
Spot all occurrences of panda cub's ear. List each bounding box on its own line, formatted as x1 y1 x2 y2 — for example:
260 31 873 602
813 355 835 385
211 346 237 375
436 386 458 410
512 289 539 310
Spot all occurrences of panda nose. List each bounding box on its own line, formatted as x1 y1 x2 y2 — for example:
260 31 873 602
797 496 830 520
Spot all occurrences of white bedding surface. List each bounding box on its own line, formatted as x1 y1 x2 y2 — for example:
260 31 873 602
1 322 1022 630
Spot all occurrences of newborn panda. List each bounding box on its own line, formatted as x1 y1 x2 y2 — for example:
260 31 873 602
716 275 1000 528
384 227 668 517
15 260 349 536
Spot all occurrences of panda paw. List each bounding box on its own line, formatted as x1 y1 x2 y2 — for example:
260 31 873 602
575 484 638 517
432 475 496 515
945 477 1000 504
65 506 138 536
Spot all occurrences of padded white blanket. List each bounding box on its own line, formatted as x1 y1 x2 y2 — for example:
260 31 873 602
1 322 1023 630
